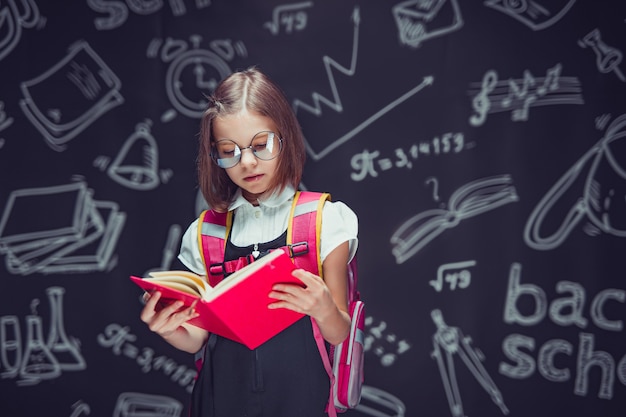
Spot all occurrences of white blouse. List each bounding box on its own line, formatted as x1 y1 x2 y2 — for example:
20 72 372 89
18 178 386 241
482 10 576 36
178 186 359 275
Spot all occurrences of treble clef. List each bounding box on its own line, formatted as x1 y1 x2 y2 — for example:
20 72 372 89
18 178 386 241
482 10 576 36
470 70 498 127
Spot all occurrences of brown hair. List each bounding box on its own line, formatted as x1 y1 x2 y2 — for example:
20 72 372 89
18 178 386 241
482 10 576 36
197 67 306 211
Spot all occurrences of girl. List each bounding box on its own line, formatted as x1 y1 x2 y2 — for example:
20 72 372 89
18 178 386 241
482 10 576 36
140 67 358 417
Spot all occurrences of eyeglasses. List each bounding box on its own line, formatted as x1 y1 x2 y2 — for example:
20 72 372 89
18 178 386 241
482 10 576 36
211 131 283 169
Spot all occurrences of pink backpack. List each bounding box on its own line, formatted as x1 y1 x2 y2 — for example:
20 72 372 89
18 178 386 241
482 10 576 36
197 191 365 415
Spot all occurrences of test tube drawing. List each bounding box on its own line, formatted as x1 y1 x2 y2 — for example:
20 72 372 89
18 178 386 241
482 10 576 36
0 315 22 378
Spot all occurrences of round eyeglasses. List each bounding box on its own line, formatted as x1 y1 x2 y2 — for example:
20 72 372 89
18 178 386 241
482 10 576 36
211 131 283 169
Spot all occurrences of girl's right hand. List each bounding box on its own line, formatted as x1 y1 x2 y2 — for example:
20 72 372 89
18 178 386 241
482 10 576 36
140 291 199 338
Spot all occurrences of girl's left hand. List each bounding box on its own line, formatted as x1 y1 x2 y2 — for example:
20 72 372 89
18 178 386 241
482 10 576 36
268 269 337 322
269 241 351 345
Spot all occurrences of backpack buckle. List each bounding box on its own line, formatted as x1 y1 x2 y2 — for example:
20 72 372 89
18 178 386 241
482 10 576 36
289 241 309 257
209 263 224 276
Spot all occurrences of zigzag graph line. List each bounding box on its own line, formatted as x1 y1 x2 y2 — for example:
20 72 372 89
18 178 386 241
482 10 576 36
293 6 434 160
293 7 361 116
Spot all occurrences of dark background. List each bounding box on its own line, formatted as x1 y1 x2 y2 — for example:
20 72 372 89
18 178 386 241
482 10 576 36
1 1 626 416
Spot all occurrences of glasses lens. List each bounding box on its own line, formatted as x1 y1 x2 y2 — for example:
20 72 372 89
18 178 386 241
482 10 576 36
251 131 281 161
211 132 282 168
213 140 241 168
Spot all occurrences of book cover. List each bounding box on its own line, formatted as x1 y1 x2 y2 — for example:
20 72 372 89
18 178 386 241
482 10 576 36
130 249 305 349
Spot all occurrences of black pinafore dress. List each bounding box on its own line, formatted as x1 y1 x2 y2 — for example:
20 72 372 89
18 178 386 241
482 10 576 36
190 230 330 417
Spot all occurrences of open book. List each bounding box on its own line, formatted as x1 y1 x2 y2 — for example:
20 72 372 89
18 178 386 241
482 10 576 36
130 249 305 349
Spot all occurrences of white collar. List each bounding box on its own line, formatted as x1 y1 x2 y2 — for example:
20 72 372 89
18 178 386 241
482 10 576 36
228 185 296 211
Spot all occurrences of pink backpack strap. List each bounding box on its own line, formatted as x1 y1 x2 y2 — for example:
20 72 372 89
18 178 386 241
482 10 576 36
197 209 232 287
194 209 230 371
288 191 339 417
287 191 329 276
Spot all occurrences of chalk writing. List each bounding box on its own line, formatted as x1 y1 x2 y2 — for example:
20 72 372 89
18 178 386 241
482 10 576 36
524 114 626 250
355 385 407 417
97 323 197 393
144 224 183 276
292 6 360 117
293 6 437 160
0 0 40 62
579 28 625 82
500 262 626 399
19 40 124 151
0 100 13 132
484 0 577 31
69 400 90 417
425 177 440 201
0 181 125 275
113 392 183 417
350 132 467 181
430 260 476 292
391 175 519 264
292 8 435 160
0 287 86 386
88 0 212 30
146 36 247 120
264 2 312 35
469 63 584 126
431 309 509 417
392 0 464 48
93 120 173 190
364 316 412 367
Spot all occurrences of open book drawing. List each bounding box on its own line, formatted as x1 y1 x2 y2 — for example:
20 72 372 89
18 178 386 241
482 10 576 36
130 249 305 349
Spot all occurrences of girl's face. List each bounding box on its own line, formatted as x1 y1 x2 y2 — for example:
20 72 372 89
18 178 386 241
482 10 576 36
212 110 281 204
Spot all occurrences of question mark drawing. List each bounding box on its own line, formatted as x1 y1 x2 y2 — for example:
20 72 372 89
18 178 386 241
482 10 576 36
425 177 440 201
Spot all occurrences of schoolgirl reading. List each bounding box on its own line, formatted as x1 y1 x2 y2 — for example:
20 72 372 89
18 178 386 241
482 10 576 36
140 66 358 417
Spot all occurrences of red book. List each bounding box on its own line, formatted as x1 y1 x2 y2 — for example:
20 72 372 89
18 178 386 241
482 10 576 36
130 249 305 349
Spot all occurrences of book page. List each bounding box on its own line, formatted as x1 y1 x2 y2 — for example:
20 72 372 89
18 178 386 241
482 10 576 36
207 250 289 299
152 280 203 297
146 270 210 298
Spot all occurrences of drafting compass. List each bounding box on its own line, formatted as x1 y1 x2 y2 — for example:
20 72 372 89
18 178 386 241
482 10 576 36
430 309 509 417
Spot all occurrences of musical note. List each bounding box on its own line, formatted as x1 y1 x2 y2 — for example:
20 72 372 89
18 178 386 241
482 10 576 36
470 70 497 126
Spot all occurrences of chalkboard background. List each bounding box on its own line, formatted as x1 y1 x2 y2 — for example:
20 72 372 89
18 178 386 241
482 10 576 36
1 1 626 416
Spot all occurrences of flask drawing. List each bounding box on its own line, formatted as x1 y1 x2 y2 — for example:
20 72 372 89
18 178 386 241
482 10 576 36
19 303 61 385
46 287 86 371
